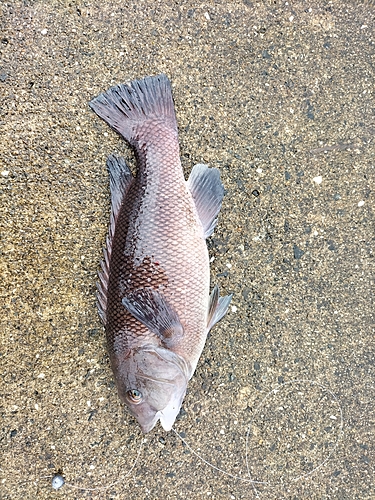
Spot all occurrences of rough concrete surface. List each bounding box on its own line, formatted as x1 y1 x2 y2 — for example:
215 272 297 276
1 1 374 499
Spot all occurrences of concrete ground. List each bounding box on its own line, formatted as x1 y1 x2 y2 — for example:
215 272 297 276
1 1 374 498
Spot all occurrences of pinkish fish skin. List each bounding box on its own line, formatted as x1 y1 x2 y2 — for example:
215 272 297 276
89 74 231 433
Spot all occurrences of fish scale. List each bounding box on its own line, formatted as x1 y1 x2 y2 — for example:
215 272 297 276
90 74 232 433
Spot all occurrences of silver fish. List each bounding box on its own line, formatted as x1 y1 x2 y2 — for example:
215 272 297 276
89 74 231 433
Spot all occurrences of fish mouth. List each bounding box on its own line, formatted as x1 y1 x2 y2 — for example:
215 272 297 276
139 417 159 434
157 396 185 431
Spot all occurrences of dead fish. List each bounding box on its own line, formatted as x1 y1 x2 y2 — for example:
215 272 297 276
89 74 232 433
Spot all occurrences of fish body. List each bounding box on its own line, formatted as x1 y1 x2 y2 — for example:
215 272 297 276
89 75 231 433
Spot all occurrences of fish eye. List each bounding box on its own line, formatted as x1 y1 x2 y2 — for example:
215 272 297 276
127 389 143 404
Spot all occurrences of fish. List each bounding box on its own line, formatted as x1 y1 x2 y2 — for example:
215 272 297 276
89 74 232 433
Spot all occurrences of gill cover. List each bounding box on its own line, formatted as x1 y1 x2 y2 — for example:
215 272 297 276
116 345 191 433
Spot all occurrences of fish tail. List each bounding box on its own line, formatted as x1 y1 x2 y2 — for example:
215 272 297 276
89 74 177 145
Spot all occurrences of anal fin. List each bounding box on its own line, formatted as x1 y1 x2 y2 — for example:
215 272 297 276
207 285 232 331
187 164 225 238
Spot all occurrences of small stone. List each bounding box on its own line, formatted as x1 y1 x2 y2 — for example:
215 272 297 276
52 475 64 490
313 176 322 184
358 200 365 207
41 29 48 35
293 244 305 259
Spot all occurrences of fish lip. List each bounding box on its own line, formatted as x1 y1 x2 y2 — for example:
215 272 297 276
139 418 158 434
157 401 183 431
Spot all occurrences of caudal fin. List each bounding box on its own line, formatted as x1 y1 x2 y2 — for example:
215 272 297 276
89 74 177 145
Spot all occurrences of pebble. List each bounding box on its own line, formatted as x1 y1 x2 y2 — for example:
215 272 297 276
52 474 65 490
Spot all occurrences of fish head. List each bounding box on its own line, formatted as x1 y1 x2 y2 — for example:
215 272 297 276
115 345 191 433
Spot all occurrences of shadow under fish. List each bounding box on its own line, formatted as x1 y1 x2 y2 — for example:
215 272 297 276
89 74 232 433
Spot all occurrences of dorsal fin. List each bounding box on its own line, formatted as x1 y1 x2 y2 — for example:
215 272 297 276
97 155 133 324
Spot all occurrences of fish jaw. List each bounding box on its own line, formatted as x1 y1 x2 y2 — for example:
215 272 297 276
113 345 190 433
157 397 185 431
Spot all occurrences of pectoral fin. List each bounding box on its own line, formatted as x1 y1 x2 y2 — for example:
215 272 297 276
207 285 232 331
187 164 225 238
122 288 184 348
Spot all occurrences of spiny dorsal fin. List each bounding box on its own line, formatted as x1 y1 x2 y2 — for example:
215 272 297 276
97 155 133 324
187 164 225 238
